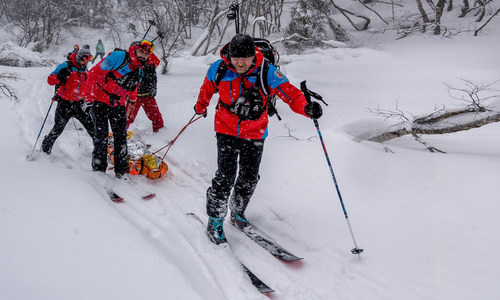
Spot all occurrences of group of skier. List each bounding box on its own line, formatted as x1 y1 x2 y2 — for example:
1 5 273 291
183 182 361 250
43 39 164 177
42 33 323 245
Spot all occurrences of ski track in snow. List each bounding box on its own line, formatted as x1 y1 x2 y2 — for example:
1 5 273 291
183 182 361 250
18 80 377 300
7 25 500 299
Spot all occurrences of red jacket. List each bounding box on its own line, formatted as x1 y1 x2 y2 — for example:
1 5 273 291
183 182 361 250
195 45 308 140
83 47 142 107
47 52 87 102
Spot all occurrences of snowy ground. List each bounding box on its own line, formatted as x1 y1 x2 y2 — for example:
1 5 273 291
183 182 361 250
1 19 500 300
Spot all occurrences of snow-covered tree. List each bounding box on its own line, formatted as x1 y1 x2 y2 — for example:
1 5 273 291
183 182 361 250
284 0 331 54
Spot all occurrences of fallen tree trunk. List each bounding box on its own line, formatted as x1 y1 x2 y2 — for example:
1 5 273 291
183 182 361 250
368 109 500 143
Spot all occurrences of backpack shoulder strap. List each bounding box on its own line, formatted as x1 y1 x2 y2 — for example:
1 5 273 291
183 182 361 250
117 50 130 70
214 61 228 94
259 59 270 97
259 59 282 120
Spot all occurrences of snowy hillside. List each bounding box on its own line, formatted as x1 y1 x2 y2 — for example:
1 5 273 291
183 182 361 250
2 18 500 300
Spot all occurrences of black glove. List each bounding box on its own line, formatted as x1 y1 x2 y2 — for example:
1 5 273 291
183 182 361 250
194 104 207 118
119 71 141 91
304 101 323 119
109 94 121 104
57 68 71 82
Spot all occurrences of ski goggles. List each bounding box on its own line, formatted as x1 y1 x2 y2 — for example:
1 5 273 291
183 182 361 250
80 54 93 62
138 39 154 53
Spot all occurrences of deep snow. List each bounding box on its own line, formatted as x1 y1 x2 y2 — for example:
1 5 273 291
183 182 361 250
1 18 500 300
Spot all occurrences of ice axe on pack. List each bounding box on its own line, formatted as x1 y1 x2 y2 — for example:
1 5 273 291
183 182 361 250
142 20 156 40
301 81 364 258
226 3 240 34
151 31 165 43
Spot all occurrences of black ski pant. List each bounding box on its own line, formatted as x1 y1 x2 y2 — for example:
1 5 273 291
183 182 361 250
92 101 128 176
41 99 95 153
206 133 264 219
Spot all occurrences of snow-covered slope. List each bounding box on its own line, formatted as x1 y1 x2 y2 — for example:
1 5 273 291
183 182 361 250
1 21 500 299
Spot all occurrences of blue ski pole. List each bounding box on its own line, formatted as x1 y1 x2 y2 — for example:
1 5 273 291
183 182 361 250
301 81 364 258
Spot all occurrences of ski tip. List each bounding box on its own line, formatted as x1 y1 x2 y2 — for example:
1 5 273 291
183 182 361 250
142 193 156 200
259 287 276 294
282 256 304 262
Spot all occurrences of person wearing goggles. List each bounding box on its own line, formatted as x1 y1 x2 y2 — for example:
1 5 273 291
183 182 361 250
42 46 95 155
83 39 154 179
130 39 154 65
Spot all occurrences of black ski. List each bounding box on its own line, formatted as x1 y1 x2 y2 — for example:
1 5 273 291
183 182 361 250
240 264 275 294
186 212 275 294
231 221 303 262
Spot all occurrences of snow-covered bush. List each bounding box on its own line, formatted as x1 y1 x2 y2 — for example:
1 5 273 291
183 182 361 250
0 41 57 67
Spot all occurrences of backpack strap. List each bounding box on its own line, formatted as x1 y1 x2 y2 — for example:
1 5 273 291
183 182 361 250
116 50 130 70
258 59 281 120
215 58 281 120
213 61 228 94
257 59 270 97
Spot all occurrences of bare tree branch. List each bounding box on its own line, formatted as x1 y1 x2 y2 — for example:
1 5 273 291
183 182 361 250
0 72 22 101
474 7 500 36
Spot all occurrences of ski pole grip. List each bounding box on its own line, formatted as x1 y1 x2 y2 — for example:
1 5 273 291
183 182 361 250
300 81 312 104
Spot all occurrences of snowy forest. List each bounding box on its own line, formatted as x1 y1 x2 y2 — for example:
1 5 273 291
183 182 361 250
1 0 500 299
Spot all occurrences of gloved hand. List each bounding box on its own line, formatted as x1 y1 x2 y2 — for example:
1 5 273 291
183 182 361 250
81 101 93 113
109 94 121 104
194 104 207 118
57 68 71 82
126 95 136 104
304 101 323 119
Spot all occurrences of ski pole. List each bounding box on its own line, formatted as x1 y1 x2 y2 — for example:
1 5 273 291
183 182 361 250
300 81 364 258
27 98 55 161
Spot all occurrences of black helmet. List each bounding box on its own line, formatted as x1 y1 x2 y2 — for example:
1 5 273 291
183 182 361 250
229 33 255 58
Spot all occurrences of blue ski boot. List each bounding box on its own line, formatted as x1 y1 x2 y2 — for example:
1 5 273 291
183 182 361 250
206 217 227 245
230 211 251 231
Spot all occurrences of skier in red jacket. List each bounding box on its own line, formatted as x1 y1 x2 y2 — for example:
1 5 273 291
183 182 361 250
126 52 164 133
41 47 94 154
83 39 153 178
194 33 323 244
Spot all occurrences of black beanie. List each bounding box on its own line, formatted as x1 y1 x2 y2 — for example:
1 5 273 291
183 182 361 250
229 33 255 58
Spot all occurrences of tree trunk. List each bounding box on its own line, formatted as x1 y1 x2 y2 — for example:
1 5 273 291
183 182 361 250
368 110 500 143
415 0 430 24
459 0 470 17
434 0 447 35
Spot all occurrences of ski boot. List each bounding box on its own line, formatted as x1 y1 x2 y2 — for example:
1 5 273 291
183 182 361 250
206 217 227 245
41 136 53 154
230 211 251 231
